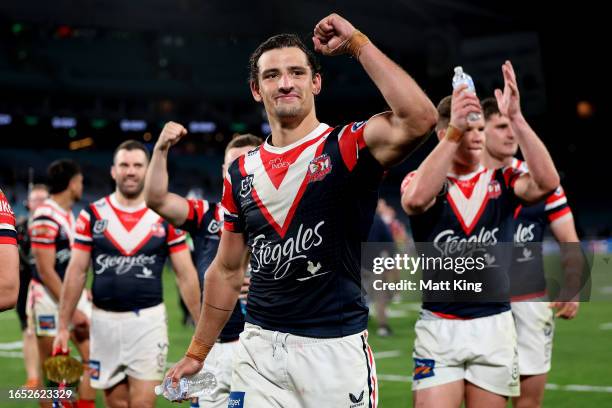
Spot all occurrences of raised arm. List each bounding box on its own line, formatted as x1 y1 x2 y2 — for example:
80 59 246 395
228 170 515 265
496 61 560 203
164 230 248 384
144 121 191 226
312 13 438 167
401 85 481 214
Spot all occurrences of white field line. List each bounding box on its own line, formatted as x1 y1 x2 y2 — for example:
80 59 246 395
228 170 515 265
377 374 612 393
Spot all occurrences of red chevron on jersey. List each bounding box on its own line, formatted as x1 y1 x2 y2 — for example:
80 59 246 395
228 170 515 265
240 123 333 238
446 167 496 235
90 195 164 256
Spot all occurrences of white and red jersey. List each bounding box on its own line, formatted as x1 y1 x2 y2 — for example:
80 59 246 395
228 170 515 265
0 189 16 246
73 194 188 311
510 158 573 299
28 198 75 282
222 121 384 338
402 165 522 318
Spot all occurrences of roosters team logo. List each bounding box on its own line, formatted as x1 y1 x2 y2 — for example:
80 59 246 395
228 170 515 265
488 180 501 199
150 223 166 237
307 153 332 183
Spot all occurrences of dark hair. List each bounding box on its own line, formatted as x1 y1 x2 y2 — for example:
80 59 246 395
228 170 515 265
249 34 321 85
225 133 263 154
47 159 81 194
436 95 452 131
113 139 150 163
481 97 501 121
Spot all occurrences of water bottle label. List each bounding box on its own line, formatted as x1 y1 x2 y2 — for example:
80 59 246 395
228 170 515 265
228 391 245 407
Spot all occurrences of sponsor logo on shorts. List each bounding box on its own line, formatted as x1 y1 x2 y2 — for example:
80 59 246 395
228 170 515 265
157 342 168 372
89 360 100 380
228 391 245 407
413 358 435 380
38 315 56 331
349 390 365 407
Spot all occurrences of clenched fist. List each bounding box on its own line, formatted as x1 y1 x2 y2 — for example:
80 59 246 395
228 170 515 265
155 121 188 151
312 13 358 56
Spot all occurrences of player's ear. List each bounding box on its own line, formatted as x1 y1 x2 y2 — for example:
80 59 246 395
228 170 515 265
110 165 117 181
312 73 322 96
250 80 262 102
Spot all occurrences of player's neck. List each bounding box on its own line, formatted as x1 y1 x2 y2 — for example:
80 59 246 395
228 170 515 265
50 192 73 211
482 151 511 169
268 110 320 148
113 191 145 209
451 161 481 176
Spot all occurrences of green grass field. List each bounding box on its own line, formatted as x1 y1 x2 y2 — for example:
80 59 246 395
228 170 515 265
1 254 610 407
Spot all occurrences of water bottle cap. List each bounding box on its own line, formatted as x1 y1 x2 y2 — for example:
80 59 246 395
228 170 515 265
454 66 463 75
154 385 164 396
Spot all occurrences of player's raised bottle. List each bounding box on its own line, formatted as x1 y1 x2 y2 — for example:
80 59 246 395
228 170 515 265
452 66 482 122
155 370 217 401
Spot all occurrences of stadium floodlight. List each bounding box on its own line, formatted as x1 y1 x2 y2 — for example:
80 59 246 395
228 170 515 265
261 122 271 135
0 114 12 125
120 119 147 132
52 116 77 129
188 121 217 133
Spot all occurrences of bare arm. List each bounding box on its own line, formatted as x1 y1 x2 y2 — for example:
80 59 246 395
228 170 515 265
549 214 581 318
193 231 247 344
33 247 63 301
57 248 91 332
313 13 437 167
0 245 19 311
401 85 481 215
144 121 191 226
165 230 248 382
496 61 560 203
170 248 201 322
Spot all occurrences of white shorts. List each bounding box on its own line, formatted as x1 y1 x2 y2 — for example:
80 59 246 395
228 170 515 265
511 301 554 376
412 310 519 397
89 303 168 389
228 323 378 408
28 280 92 337
197 340 239 408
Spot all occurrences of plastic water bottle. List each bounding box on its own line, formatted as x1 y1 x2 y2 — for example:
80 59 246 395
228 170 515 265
155 371 217 401
452 66 482 122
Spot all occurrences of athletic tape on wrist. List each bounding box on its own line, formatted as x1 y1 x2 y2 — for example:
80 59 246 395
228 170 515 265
185 337 214 362
445 125 463 143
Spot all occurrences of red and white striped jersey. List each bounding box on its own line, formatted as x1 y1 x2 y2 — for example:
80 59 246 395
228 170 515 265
28 198 75 282
74 194 188 311
222 121 384 338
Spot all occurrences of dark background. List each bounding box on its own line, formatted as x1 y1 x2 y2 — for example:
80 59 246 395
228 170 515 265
0 0 608 235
